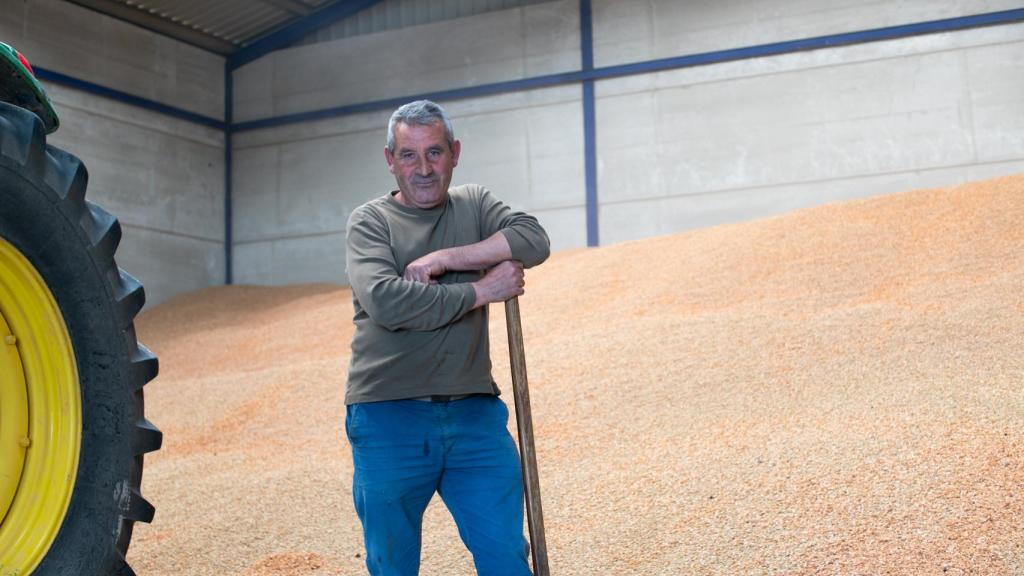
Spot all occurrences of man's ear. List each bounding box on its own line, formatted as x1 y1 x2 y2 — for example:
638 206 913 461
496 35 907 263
384 146 396 173
451 139 461 167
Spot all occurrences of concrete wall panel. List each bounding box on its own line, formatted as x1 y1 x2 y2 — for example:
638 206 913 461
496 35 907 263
233 241 273 286
455 111 532 205
234 127 386 245
0 0 226 305
234 233 346 286
968 42 1024 161
233 0 580 123
600 159 1024 246
229 1 1021 288
50 95 224 241
595 18 1024 101
595 24 1024 245
233 112 391 287
522 100 586 210
230 2 1023 286
233 56 275 123
532 205 587 252
232 146 280 242
524 0 583 76
115 227 223 308
3 0 224 120
593 0 1024 67
45 90 226 304
233 82 585 285
276 136 370 236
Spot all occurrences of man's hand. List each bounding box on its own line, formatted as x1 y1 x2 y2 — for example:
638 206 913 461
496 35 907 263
471 260 524 309
403 251 448 284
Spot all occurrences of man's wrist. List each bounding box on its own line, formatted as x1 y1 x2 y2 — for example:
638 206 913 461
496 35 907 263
470 280 490 309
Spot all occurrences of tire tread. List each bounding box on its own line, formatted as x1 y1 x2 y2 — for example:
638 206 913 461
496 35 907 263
0 101 159 575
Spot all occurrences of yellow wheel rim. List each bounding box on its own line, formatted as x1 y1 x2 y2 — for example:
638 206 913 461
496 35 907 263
0 310 28 526
0 236 81 574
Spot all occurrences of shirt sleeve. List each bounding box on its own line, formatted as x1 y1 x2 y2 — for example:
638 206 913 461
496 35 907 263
475 186 551 268
346 207 478 331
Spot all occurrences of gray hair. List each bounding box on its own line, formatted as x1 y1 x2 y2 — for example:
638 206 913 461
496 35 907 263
386 100 455 153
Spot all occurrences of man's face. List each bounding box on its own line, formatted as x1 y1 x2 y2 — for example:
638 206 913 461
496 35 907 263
385 121 461 210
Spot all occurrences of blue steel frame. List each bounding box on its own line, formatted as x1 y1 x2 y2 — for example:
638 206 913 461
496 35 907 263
228 0 385 70
31 6 1024 279
33 67 225 129
580 0 597 247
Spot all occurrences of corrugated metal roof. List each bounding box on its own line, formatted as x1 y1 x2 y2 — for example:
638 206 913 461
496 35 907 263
64 0 339 55
63 0 554 57
297 0 551 46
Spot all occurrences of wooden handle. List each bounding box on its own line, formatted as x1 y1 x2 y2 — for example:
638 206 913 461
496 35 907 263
505 296 550 576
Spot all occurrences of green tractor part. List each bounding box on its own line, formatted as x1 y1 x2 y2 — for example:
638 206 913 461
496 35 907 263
0 43 58 134
0 44 160 575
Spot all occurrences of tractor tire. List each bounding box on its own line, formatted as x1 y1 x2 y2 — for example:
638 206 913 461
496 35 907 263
0 102 160 575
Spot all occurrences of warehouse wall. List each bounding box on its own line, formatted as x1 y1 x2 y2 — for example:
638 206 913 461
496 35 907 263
4 1 1018 298
231 0 582 285
592 0 1024 244
231 0 1024 287
0 0 225 306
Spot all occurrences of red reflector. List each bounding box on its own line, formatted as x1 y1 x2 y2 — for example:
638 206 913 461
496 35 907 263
15 51 35 76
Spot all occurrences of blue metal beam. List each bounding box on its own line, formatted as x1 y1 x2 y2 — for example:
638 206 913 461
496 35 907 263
232 7 1024 133
580 0 598 247
34 67 225 130
227 0 385 70
580 0 593 71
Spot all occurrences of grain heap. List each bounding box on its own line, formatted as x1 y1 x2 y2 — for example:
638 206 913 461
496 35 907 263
130 174 1023 575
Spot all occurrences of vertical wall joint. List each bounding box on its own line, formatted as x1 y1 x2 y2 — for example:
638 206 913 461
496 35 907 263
224 65 234 285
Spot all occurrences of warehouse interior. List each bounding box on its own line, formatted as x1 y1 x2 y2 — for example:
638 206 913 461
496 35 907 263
2 0 1021 305
2 2 1023 575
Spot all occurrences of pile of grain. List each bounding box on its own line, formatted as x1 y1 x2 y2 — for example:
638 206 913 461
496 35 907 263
130 174 1023 575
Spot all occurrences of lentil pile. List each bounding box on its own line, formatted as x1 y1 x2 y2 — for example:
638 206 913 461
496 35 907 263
131 174 1023 575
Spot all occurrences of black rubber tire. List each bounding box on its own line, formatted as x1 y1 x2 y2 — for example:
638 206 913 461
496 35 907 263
0 102 161 575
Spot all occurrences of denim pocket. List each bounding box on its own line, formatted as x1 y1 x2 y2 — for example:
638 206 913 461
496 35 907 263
482 395 510 427
345 404 361 444
497 397 510 424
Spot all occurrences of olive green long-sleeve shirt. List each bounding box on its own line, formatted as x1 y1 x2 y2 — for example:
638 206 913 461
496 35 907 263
344 184 550 404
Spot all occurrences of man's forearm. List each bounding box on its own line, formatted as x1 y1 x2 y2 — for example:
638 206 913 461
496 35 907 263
403 232 513 283
441 231 513 271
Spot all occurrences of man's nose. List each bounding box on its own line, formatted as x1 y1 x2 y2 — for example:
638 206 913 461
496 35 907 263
416 156 432 176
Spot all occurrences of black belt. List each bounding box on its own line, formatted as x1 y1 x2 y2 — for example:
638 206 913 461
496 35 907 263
412 393 482 403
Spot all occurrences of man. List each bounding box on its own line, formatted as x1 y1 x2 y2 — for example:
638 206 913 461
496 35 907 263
344 99 550 576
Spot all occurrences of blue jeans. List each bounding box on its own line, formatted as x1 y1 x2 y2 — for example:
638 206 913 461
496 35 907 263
346 395 531 576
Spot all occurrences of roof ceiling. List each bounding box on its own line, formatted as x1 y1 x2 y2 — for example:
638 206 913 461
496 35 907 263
64 0 340 55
